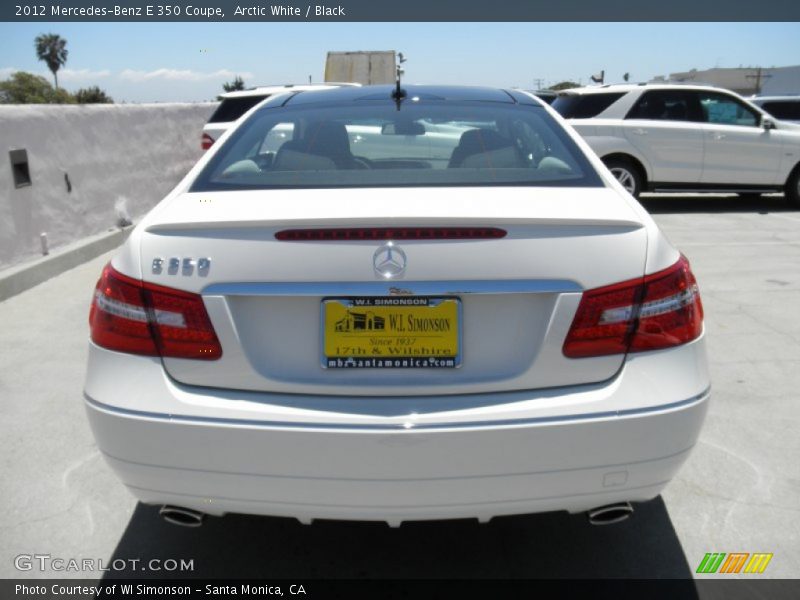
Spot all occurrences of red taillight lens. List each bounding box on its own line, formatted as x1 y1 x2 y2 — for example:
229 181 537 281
561 278 642 358
89 264 158 356
275 227 507 241
563 255 703 358
630 256 704 353
201 133 214 150
89 264 222 360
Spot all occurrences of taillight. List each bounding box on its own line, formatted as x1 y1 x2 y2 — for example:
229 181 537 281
89 264 157 356
561 278 642 358
89 264 222 360
201 133 214 150
563 255 703 358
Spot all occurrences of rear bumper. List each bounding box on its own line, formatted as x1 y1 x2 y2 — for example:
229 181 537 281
84 337 710 524
86 394 707 524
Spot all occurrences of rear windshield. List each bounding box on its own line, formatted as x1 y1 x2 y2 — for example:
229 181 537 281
191 101 602 191
551 93 625 119
759 100 800 121
208 95 270 123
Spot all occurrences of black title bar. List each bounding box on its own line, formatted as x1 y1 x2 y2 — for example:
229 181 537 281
4 579 800 600
4 0 800 22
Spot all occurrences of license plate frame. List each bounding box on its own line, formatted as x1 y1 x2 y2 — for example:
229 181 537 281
320 296 462 369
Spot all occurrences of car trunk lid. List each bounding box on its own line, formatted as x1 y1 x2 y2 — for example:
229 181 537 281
139 186 648 396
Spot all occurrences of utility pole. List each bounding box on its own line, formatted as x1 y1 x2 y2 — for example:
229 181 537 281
745 67 772 95
532 78 545 90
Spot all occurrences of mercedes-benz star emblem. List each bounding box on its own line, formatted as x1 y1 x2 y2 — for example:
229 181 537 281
373 242 407 279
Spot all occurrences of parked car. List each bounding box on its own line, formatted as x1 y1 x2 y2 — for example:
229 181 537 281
552 84 800 205
527 89 558 104
750 95 800 123
202 82 361 149
85 85 709 528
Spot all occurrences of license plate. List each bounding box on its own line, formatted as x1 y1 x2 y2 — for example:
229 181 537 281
322 297 461 369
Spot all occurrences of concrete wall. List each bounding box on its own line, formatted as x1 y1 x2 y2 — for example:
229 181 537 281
0 103 216 269
666 67 759 95
762 65 800 95
661 65 800 96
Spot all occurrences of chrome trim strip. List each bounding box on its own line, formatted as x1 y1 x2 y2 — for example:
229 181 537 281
652 187 780 193
84 386 710 432
202 279 582 297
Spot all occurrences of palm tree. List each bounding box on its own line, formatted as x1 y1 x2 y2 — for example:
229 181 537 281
35 33 68 90
223 76 246 92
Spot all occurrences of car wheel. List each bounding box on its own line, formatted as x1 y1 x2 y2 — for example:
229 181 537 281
604 158 642 197
786 168 800 208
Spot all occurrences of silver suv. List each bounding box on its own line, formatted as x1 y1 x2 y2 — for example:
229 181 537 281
553 83 800 206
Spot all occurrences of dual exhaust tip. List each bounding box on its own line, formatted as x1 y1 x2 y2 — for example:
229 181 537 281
159 505 205 528
587 502 634 526
158 502 634 528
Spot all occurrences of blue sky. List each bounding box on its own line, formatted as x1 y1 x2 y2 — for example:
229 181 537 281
1 22 798 102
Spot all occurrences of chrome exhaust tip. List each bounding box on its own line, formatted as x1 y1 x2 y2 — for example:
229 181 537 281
159 505 205 527
587 502 634 526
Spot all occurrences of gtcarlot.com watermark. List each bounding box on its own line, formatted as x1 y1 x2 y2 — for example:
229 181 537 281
14 554 194 573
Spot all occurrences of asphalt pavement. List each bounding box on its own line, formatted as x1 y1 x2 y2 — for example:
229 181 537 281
0 194 798 580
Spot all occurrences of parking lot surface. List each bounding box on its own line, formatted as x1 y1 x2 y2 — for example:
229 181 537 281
1 194 798 580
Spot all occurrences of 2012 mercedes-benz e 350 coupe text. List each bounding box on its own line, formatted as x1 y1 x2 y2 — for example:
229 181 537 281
84 85 710 527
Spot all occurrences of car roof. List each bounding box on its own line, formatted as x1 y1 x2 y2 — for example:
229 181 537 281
219 83 360 99
557 83 733 95
751 95 800 102
280 84 540 107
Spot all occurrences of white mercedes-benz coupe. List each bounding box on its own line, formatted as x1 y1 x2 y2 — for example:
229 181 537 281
85 85 710 528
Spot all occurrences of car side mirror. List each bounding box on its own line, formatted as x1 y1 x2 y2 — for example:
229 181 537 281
762 117 776 130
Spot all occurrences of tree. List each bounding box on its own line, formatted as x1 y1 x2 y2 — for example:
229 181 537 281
75 86 113 104
549 81 580 91
222 75 245 92
35 33 68 89
0 71 73 104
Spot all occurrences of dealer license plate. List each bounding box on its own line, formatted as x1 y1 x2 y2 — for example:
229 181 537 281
322 297 461 369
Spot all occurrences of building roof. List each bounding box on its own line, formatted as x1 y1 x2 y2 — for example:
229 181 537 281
656 65 800 95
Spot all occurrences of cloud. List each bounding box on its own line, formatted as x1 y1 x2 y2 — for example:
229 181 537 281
118 68 253 83
0 67 19 79
59 68 112 82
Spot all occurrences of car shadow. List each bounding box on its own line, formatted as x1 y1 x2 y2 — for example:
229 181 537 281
639 193 792 215
102 496 697 584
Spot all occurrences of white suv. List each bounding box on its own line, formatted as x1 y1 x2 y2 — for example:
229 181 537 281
202 83 361 149
553 84 800 206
